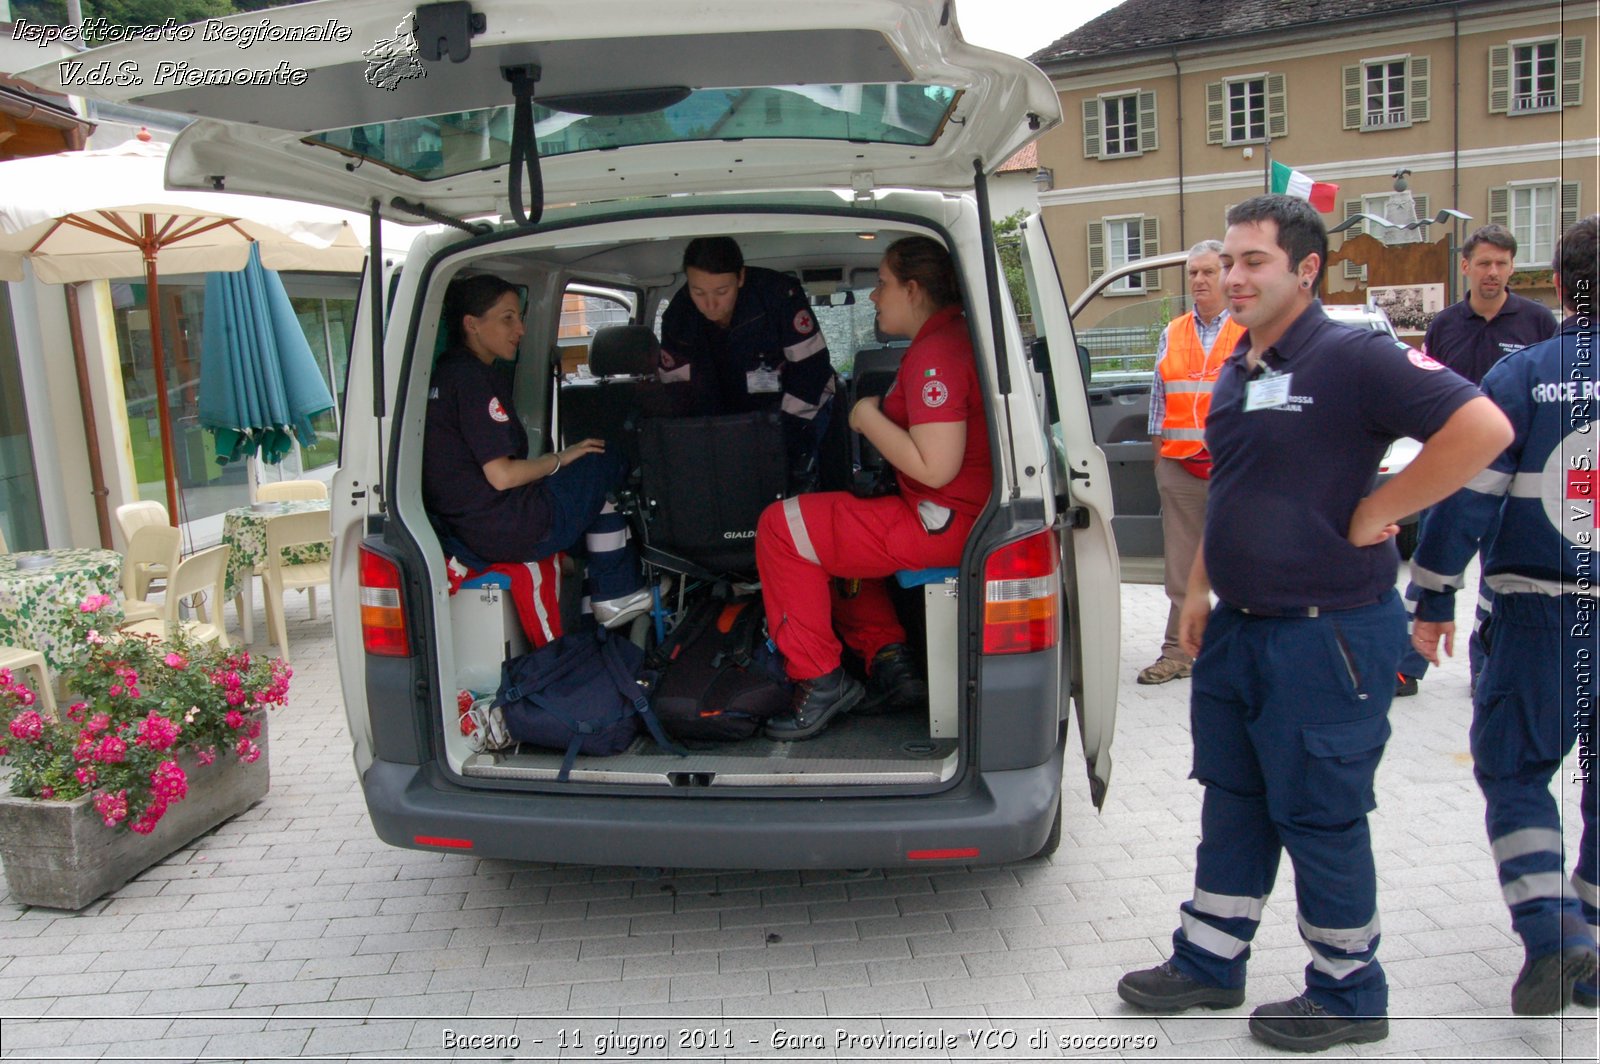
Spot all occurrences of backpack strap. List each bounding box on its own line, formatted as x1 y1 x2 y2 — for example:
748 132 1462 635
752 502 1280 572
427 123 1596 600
597 630 688 758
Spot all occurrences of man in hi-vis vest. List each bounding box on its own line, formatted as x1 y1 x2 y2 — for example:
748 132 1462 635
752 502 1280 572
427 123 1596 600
1138 240 1248 685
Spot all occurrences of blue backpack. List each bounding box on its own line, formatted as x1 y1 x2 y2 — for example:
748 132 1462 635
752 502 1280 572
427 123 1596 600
494 626 683 780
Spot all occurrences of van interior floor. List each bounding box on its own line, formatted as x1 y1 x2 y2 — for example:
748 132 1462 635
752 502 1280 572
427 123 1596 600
461 709 957 786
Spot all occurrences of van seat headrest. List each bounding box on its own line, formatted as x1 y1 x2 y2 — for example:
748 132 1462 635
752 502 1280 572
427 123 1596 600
588 325 660 378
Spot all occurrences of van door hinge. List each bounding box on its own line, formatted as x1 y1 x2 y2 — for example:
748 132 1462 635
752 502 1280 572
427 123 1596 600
1063 506 1090 530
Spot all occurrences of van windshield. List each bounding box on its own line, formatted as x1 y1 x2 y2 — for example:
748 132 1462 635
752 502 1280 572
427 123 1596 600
306 84 960 181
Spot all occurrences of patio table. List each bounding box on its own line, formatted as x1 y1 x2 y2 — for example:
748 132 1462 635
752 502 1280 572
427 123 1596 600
0 549 124 674
221 500 330 645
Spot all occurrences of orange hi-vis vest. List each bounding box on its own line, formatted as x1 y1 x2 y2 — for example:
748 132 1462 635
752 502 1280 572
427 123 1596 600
1158 311 1247 460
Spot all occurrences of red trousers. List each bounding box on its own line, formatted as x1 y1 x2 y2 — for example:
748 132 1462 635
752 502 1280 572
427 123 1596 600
756 492 974 680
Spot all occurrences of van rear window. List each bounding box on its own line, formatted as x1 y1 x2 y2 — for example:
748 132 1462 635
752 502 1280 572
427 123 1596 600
304 84 960 180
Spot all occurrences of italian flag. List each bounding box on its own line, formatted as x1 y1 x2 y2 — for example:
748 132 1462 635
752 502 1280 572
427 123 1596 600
1270 161 1339 213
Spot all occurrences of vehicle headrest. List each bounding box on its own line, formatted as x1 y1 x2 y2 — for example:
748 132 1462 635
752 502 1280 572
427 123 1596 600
588 325 660 377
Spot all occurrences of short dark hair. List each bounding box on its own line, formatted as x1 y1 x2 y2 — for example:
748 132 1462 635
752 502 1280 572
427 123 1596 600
882 235 961 309
1554 214 1599 313
1462 224 1518 261
682 236 744 275
1225 194 1328 288
443 273 520 348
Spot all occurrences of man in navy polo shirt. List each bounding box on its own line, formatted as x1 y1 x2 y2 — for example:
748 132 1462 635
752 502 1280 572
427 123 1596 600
1423 224 1557 386
1396 224 1557 697
1116 195 1512 1052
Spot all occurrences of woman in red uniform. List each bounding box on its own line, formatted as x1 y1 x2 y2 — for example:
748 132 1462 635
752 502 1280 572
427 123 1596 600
756 236 992 739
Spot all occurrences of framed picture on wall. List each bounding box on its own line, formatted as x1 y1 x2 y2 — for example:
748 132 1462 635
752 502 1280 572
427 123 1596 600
1367 283 1446 334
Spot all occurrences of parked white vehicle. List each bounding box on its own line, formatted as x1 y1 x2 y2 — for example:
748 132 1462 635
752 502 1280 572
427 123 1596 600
33 0 1122 867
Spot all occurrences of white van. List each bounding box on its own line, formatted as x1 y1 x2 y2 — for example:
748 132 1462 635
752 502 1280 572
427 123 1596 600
34 0 1120 868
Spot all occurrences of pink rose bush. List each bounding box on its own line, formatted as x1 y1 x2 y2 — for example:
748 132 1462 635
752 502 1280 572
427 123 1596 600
0 595 291 834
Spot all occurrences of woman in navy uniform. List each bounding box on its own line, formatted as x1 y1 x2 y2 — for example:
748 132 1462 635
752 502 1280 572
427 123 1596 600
423 274 650 627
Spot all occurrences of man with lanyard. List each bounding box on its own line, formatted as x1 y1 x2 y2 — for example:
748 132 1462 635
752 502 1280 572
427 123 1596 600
1408 216 1600 1015
1138 239 1246 686
1396 224 1558 697
1116 195 1512 1052
657 236 837 484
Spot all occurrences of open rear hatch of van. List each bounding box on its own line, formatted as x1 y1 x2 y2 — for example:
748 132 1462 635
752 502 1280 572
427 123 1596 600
23 0 1059 222
30 1 1120 805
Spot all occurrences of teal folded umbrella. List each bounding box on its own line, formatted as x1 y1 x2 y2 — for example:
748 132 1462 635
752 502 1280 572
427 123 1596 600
198 244 335 465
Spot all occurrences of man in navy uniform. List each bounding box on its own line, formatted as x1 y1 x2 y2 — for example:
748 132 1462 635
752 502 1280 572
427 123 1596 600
1409 215 1600 1014
1116 195 1513 1052
657 237 837 481
1396 224 1557 696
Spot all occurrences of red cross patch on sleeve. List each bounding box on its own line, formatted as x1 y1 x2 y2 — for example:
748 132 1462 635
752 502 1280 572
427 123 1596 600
488 397 510 422
793 309 815 335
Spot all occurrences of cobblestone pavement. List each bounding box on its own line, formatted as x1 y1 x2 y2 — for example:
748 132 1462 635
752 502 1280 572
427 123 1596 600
0 572 1596 1062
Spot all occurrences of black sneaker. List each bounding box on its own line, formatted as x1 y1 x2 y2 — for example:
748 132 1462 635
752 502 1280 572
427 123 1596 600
857 643 928 715
1116 961 1245 1011
1248 995 1388 1052
1512 943 1599 1015
1394 672 1419 697
764 668 865 741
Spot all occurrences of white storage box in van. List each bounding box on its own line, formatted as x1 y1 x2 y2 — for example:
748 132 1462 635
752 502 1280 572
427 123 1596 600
35 0 1122 869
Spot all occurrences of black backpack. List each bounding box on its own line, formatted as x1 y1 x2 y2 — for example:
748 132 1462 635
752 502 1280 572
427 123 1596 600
648 594 793 742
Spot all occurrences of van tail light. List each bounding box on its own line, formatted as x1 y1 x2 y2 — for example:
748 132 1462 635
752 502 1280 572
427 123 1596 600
359 546 411 657
982 529 1061 655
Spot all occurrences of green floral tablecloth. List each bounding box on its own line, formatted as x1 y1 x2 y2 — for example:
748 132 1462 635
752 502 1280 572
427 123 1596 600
0 549 125 673
222 500 331 598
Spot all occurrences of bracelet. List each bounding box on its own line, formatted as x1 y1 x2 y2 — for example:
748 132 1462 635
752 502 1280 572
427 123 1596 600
549 451 562 475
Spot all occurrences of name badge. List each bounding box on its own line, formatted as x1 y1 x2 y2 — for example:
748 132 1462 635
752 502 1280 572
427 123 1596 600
746 367 782 394
1245 372 1293 411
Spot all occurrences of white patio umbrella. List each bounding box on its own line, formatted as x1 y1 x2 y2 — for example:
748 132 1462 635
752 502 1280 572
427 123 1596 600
0 139 375 525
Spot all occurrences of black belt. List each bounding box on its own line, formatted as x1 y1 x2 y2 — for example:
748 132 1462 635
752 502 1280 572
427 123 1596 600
1227 596 1387 619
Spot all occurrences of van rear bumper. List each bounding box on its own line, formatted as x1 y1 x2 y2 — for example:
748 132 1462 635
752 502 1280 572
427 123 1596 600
359 744 1066 869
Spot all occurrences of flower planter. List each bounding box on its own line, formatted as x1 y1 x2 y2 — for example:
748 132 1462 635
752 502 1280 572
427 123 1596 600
0 720 270 910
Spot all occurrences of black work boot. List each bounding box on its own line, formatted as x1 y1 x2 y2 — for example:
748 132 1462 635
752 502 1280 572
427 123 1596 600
1116 961 1245 1011
764 668 865 741
1248 995 1388 1052
1511 943 1599 1015
857 643 928 715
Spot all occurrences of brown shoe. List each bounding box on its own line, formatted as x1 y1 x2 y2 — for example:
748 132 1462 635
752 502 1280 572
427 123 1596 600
1137 656 1192 685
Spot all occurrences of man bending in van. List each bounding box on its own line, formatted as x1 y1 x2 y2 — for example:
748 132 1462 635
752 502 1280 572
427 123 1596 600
657 237 837 482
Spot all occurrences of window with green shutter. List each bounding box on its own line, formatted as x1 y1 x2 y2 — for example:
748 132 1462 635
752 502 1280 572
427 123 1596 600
1094 215 1159 293
1344 55 1430 130
1492 37 1584 115
1082 90 1156 159
1491 181 1581 267
1210 73 1287 146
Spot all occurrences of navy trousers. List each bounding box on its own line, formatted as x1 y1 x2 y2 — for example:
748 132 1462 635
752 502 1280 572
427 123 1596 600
1471 592 1598 964
531 448 641 602
1172 592 1405 1018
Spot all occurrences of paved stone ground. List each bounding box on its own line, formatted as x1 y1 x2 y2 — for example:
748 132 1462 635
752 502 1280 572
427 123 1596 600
0 572 1596 1062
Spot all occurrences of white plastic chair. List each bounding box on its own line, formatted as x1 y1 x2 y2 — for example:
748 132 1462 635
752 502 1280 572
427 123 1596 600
0 646 56 720
120 523 181 623
118 545 230 649
256 480 328 502
261 510 332 664
115 499 173 595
